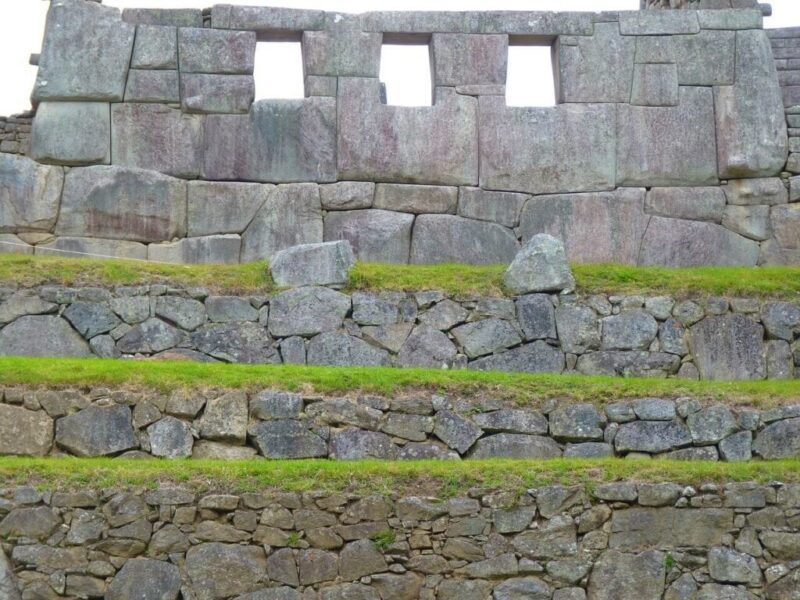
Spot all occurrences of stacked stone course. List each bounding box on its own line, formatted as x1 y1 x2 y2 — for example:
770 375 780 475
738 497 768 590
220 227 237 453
0 112 33 156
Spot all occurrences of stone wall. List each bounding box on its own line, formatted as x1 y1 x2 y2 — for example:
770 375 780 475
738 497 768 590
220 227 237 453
0 111 33 156
1 480 799 599
1 0 796 266
3 385 800 460
0 284 798 380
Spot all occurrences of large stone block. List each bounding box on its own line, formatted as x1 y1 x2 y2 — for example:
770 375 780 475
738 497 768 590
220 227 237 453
557 22 635 103
123 8 203 27
148 236 242 265
630 63 679 107
186 543 266 600
240 184 322 261
639 217 759 266
338 78 478 186
35 237 148 261
203 98 336 183
504 234 575 294
124 70 180 103
131 24 177 69
432 34 507 86
178 28 256 74
0 154 63 233
56 166 187 243
0 316 91 358
617 87 718 186
587 550 665 600
111 104 203 179
302 22 382 77
324 210 413 264
768 204 800 264
644 187 726 223
410 215 519 265
715 30 788 178
33 0 135 101
619 11 700 35
181 74 255 114
374 184 457 214
211 5 326 31
690 314 766 380
188 182 269 237
0 405 53 457
479 97 616 195
519 188 648 264
458 188 527 228
673 30 735 85
30 102 110 166
271 241 355 288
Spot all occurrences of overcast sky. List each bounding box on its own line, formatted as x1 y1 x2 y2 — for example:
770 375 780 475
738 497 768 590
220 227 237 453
1 0 798 114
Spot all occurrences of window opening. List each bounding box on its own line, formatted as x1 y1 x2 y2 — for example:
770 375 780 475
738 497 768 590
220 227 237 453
254 41 304 100
379 43 433 106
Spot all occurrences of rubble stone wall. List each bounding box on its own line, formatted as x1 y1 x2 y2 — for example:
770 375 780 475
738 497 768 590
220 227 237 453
1 480 799 599
1 0 797 266
0 284 797 380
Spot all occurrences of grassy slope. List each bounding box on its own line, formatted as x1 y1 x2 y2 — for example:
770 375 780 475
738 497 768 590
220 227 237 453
1 457 799 495
1 357 799 407
1 255 799 298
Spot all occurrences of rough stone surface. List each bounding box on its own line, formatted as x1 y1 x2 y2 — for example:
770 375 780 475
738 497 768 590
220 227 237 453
504 234 575 294
187 182 268 237
324 209 414 264
31 102 111 166
410 215 519 265
0 405 53 457
690 314 766 380
106 558 181 600
268 287 350 338
270 241 355 288
55 405 137 457
0 154 63 233
0 316 91 358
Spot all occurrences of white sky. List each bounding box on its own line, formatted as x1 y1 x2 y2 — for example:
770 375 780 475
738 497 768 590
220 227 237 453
1 0 799 113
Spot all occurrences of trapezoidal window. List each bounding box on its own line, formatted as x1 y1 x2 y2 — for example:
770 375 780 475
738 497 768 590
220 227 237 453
506 43 556 107
254 41 305 100
379 41 433 106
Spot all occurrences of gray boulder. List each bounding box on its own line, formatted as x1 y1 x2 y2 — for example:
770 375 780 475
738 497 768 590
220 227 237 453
586 550 665 600
0 405 53 457
549 404 604 442
451 318 522 358
761 301 800 342
504 234 575 295
614 420 692 454
147 417 193 459
690 315 766 380
117 318 184 354
0 154 63 233
493 577 552 600
63 302 122 339
249 420 327 459
106 558 181 600
330 429 398 460
754 418 800 459
556 305 600 354
0 316 92 357
434 410 482 454
55 404 137 457
306 332 390 367
687 405 737 445
577 351 680 377
268 287 351 338
396 325 458 369
470 434 561 459
411 214 519 265
516 294 556 341
0 547 20 600
707 547 761 585
601 311 658 350
473 409 548 435
186 543 267 600
271 241 355 288
469 341 565 374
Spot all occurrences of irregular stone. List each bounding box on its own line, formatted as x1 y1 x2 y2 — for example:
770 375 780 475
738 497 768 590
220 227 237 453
31 102 110 166
722 205 771 241
268 286 350 337
0 405 53 456
0 235 32 255
659 318 688 355
564 442 614 458
361 323 413 353
205 297 258 323
249 420 327 459
55 404 137 457
351 293 399 326
0 293 56 325
124 69 180 103
396 325 458 369
117 318 184 354
724 177 788 206
754 418 800 459
601 311 658 350
187 182 268 238
577 351 680 377
633 399 675 421
330 429 397 460
131 24 177 69
458 187 527 228
766 567 800 599
451 318 522 358
111 103 203 178
768 204 800 264
339 539 387 580
687 405 737 445
766 340 794 380
382 413 433 441
549 404 604 442
586 550 666 600
154 296 205 331
240 184 323 261
690 314 766 380
437 579 491 600
56 166 186 243
719 431 753 462
470 434 561 459
493 576 552 600
181 73 254 114
504 234 575 294
614 420 693 454
0 315 91 357
324 209 414 264
398 442 459 460
193 441 258 460
199 392 248 444
512 516 577 559
36 236 148 260
761 302 800 341
307 332 390 367
473 409 547 435
645 187 726 223
186 543 266 599
516 294 556 341
556 306 600 354
178 27 255 74
270 241 355 288
411 214 519 265
0 507 60 540
469 341 565 373
320 182 374 211
708 546 761 585
0 154 63 233
34 0 135 101
106 558 181 600
374 184 457 214
696 584 757 600
149 235 242 265
0 548 20 600
434 410 482 453
147 417 193 459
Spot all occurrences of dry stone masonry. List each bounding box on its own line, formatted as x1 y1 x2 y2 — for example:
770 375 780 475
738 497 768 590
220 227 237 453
1 0 798 265
0 480 799 599
3 386 800 461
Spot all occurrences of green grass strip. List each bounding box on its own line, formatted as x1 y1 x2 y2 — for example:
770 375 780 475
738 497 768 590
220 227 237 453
1 357 799 408
1 457 799 495
1 255 799 298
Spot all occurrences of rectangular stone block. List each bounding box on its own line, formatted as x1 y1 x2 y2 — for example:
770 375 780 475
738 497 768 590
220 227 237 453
645 187 726 223
56 166 187 243
338 78 479 186
617 86 718 187
148 235 242 264
211 5 326 31
324 209 414 264
479 96 616 195
305 76 338 98
360 11 594 35
181 74 255 114
610 508 733 550
457 188 528 228
431 34 507 87
673 30 735 85
35 237 148 261
131 25 177 69
697 8 762 29
0 154 63 233
203 98 337 183
723 178 788 205
111 104 203 179
634 36 676 64
557 22 635 103
410 214 519 265
31 102 110 167
320 182 374 211
519 188 649 264
187 181 270 237
34 0 135 101
619 11 700 35
122 8 203 27
630 63 679 106
178 28 256 75
374 184 457 214
302 23 382 78
124 70 180 103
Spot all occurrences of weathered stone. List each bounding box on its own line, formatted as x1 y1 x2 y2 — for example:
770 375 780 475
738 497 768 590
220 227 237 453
117 318 184 354
320 182 374 211
145 417 193 459
715 30 788 178
768 204 800 264
0 315 91 357
34 0 135 101
36 237 148 260
153 296 205 331
610 507 733 551
187 182 268 238
411 215 518 265
504 234 575 294
205 297 258 323
473 409 548 436
0 506 60 541
149 235 242 265
249 420 327 459
186 543 266 599
515 294 556 341
124 70 179 103
631 62 679 106
433 410 482 453
470 341 565 373
181 73 254 114
56 166 186 243
617 87 718 186
556 306 600 354
124 8 202 27
614 420 692 454
722 205 771 241
586 550 666 600
203 99 336 183
686 405 737 445
374 184 457 214
268 286 350 337
0 548 20 600
339 539 387 581
766 567 800 599
512 516 576 559
633 399 675 421
601 312 658 350
708 547 761 585
640 217 759 267
396 325 458 368
31 102 110 166
619 11 700 34
0 235 32 255
241 184 323 261
330 429 397 460
55 404 137 457
111 104 203 178
178 27 255 74
520 189 649 264
271 241 355 288
674 29 735 85
131 24 177 69
198 392 248 444
762 302 800 341
106 558 181 600
479 97 616 194
0 405 53 456
458 187 527 228
493 576 552 600
451 319 522 358
307 332 390 367
696 584 757 600
324 209 414 264
432 33 506 86
690 314 766 380
577 350 680 377
351 293 400 326
470 434 562 459
0 293 56 326
724 178 788 206
754 418 800 459
0 154 63 233
338 78 478 186
645 187 726 223
550 404 604 442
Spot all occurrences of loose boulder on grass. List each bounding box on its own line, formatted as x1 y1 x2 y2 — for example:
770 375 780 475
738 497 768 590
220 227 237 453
270 240 355 288
504 234 575 295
